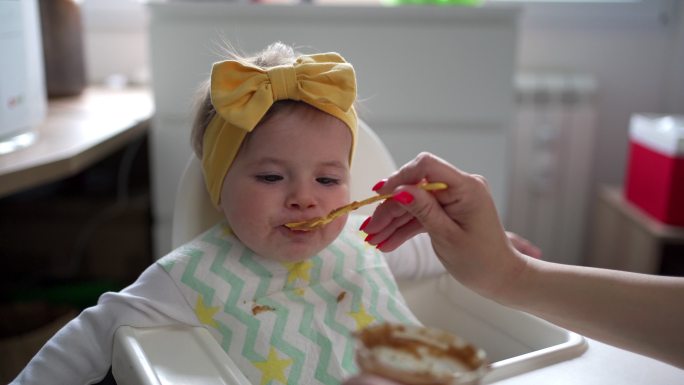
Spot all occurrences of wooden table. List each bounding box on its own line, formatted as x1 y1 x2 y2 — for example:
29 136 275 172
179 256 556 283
588 186 684 274
0 86 154 199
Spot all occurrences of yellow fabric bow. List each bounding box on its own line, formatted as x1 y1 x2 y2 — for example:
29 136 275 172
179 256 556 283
202 52 358 206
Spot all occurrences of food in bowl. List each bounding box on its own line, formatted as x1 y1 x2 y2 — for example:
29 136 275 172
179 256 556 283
354 323 488 385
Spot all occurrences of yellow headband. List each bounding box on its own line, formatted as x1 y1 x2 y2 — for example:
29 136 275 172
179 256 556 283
202 52 358 206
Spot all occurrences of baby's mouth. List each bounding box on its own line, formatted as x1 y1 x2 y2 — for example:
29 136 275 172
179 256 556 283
284 225 316 233
283 216 319 232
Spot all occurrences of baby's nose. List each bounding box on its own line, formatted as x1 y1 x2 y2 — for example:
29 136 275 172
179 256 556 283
287 187 317 209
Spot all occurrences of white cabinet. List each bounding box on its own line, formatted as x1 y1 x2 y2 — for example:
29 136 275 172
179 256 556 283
147 2 519 257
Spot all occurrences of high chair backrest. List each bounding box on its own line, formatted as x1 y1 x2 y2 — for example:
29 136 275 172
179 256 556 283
171 119 398 248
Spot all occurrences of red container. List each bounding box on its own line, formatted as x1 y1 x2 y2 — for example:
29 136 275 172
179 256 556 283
625 115 684 226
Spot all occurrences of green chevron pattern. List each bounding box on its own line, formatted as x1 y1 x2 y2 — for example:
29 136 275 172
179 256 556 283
310 288 354 373
158 215 420 384
239 250 272 298
325 243 367 371
289 254 338 384
211 247 265 363
338 234 384 323
258 296 305 384
179 248 215 305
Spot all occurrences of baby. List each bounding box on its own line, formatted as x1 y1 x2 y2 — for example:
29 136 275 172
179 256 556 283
12 42 444 385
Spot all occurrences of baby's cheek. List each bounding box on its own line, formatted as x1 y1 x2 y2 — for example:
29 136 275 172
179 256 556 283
225 215 262 248
325 216 348 242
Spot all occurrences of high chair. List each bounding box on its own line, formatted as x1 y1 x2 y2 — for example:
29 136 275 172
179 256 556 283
112 121 586 385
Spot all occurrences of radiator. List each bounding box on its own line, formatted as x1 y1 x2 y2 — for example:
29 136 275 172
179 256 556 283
507 72 597 265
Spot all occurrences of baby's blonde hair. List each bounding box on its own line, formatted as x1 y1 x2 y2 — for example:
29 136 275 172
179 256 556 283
190 42 300 158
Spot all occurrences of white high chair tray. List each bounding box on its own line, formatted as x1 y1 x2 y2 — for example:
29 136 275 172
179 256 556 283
113 324 251 385
112 274 585 385
397 274 587 384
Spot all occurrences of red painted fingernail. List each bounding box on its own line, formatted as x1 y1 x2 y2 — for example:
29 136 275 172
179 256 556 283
372 180 386 192
392 191 414 205
364 234 375 243
376 240 388 250
359 216 371 231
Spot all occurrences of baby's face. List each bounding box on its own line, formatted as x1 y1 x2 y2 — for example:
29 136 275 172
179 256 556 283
219 104 352 262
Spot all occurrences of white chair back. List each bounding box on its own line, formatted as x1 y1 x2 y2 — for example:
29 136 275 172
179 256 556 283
170 120 397 248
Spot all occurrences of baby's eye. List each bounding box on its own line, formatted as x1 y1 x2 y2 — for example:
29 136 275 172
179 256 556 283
316 177 340 186
256 174 283 183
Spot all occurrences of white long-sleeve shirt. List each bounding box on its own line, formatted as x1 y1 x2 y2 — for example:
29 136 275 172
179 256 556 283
11 215 443 385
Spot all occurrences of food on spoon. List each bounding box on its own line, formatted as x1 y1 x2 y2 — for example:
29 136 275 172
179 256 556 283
286 182 447 231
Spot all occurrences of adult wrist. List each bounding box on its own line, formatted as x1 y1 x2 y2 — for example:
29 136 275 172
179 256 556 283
490 250 538 309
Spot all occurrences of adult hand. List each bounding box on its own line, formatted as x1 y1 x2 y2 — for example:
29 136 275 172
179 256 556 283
506 231 542 259
363 152 529 300
363 153 684 370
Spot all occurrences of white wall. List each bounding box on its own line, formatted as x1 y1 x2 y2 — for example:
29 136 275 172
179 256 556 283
144 3 518 257
512 1 683 264
79 0 684 178
666 2 684 114
517 1 683 193
80 0 684 262
81 0 149 85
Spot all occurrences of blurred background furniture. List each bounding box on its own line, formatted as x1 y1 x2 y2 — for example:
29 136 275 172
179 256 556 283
588 185 684 276
0 87 154 282
0 86 154 383
0 87 152 198
507 72 597 266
